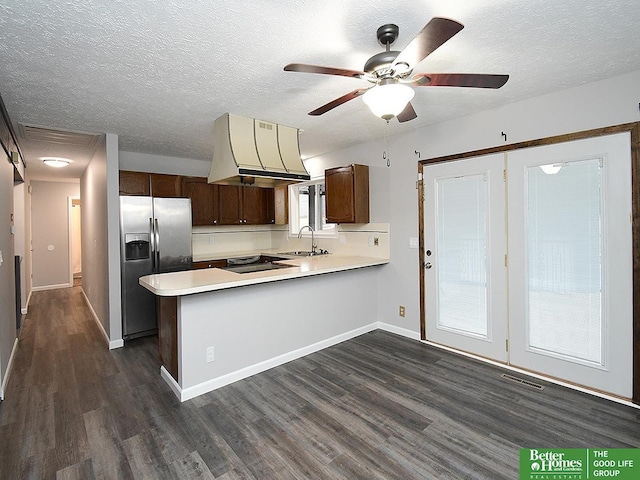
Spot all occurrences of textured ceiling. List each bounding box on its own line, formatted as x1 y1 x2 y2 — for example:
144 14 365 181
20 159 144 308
1 0 640 181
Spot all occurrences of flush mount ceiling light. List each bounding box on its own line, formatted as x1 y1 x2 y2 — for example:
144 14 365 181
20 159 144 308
362 80 415 121
42 157 72 168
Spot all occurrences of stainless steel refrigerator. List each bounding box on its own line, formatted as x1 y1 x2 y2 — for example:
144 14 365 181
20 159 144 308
120 196 192 339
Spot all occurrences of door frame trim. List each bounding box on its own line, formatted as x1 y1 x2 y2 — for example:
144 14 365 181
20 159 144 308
418 122 640 404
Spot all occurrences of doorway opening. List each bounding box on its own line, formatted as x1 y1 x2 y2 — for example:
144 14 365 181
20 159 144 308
69 197 81 287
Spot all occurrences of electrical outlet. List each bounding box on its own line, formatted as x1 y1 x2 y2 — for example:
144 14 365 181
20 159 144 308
206 346 215 363
374 237 379 246
399 305 405 317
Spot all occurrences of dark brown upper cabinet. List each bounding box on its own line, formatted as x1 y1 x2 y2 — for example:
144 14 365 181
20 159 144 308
274 184 289 225
181 176 219 226
150 173 182 197
120 171 277 226
325 164 369 224
119 170 150 196
217 184 275 225
119 171 182 197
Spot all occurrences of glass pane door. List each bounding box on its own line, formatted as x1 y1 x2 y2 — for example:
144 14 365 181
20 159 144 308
527 159 603 365
508 133 632 398
436 174 488 337
423 153 508 362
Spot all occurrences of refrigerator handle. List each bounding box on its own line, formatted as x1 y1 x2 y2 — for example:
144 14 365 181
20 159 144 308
149 217 156 270
154 218 160 272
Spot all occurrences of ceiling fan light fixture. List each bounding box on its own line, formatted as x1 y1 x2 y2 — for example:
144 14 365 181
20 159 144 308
362 83 415 120
42 157 72 168
540 163 563 175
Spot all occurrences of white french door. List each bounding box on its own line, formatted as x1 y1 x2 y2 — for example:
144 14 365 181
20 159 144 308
423 153 508 362
507 133 632 398
423 132 633 398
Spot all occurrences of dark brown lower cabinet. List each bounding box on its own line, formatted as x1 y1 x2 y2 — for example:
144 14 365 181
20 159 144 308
158 296 178 382
192 260 227 269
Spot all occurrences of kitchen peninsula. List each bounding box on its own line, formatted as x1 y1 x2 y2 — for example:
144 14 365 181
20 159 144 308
140 253 388 401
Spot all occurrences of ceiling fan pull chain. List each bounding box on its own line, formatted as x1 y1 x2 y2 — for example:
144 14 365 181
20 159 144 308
383 121 391 167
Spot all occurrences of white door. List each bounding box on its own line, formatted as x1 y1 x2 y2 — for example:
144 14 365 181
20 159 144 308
423 153 508 362
422 133 633 398
507 133 632 398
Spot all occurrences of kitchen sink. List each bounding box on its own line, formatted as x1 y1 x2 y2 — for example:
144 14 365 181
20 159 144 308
279 250 329 257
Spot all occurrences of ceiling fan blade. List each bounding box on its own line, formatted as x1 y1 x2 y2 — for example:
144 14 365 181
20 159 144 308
284 63 366 79
396 102 417 123
308 88 370 116
412 73 509 88
392 17 464 72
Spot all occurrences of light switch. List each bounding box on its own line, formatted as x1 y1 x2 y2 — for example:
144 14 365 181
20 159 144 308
409 237 418 249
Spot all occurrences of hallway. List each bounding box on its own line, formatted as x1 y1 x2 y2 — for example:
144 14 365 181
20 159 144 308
0 286 166 479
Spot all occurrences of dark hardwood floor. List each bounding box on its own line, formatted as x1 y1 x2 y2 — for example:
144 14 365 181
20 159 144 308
2 287 640 479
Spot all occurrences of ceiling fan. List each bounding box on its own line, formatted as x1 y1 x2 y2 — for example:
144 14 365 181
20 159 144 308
284 17 509 122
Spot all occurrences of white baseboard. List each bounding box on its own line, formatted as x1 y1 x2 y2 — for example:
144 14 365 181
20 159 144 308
421 339 640 410
80 288 123 350
160 366 182 399
32 283 72 292
376 322 421 341
21 289 31 315
0 338 19 400
173 323 379 402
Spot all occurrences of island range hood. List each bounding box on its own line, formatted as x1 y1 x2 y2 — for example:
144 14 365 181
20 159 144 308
208 113 310 187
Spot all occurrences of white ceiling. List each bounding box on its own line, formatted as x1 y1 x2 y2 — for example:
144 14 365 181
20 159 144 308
1 1 639 181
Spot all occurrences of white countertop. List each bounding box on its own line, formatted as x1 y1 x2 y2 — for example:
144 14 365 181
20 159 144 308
139 254 389 296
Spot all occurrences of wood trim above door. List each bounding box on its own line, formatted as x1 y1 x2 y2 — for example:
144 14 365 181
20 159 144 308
417 122 640 404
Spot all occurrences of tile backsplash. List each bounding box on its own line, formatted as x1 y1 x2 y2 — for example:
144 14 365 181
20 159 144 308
192 223 390 260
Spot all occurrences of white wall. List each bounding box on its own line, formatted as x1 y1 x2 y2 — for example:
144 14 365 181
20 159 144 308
30 180 80 289
106 134 122 346
0 150 16 399
119 151 210 176
81 134 123 348
307 69 640 336
178 265 381 400
81 136 108 337
12 175 31 313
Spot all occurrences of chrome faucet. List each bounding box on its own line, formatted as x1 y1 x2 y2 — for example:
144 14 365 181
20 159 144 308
298 225 317 255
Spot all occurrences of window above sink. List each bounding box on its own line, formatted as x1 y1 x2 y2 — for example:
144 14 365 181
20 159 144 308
288 178 337 238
